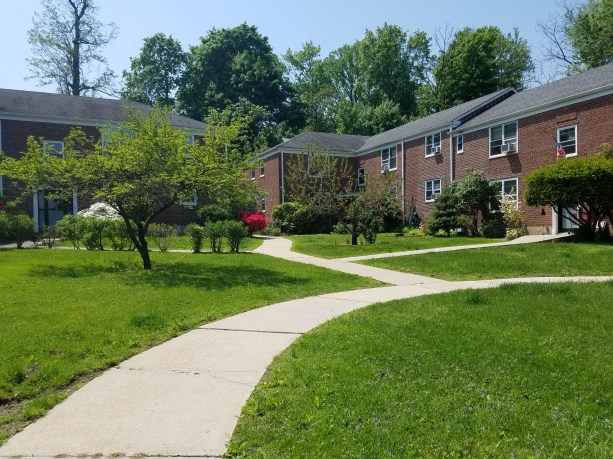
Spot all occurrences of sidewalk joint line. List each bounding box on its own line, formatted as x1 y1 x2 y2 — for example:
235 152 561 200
199 327 303 335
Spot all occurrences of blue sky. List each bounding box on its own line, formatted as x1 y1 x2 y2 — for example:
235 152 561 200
2 0 563 93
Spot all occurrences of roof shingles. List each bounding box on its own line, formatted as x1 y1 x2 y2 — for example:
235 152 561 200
0 88 204 131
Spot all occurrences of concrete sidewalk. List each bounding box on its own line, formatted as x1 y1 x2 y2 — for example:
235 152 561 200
253 236 445 285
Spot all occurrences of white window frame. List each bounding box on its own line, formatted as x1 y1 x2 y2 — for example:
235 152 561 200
380 146 397 172
491 177 519 206
259 197 266 213
250 169 256 180
489 121 518 158
425 132 442 157
181 195 198 206
425 179 441 202
43 140 65 159
259 162 265 177
357 167 365 187
307 152 329 177
557 125 577 157
455 135 464 154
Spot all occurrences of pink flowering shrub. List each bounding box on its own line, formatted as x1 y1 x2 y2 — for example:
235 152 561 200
237 210 268 235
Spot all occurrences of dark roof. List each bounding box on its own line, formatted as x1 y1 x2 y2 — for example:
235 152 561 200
357 88 515 153
462 62 613 129
0 88 204 131
262 131 370 155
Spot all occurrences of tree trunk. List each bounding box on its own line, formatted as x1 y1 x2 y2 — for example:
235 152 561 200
136 227 152 270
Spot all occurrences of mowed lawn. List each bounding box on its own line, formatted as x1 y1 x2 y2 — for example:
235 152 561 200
362 242 613 280
0 249 380 444
229 282 613 458
289 233 503 259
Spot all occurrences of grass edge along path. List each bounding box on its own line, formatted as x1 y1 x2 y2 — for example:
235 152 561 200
228 281 613 458
0 249 381 445
288 233 504 259
361 241 613 280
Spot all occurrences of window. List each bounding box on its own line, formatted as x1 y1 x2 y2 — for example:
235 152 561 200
357 167 365 187
259 198 266 213
425 179 441 202
389 185 398 199
181 195 198 206
260 162 265 177
425 132 441 157
43 140 64 159
455 135 464 154
381 146 397 171
491 178 519 205
307 152 329 177
186 135 195 145
557 125 577 157
250 169 256 180
489 121 517 157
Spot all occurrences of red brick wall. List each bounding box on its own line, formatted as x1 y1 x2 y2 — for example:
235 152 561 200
357 143 403 213
404 131 451 220
455 94 613 233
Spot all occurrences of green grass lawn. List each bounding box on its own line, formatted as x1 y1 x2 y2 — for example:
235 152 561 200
0 249 380 444
56 235 263 252
229 282 613 458
288 233 503 259
362 241 613 280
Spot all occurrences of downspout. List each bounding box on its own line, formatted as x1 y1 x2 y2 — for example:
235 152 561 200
449 125 455 183
401 140 406 226
280 151 285 203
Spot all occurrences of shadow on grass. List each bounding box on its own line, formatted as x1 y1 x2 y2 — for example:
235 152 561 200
29 256 307 291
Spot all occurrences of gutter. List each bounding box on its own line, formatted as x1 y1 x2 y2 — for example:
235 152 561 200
449 125 454 183
280 151 285 203
401 140 406 225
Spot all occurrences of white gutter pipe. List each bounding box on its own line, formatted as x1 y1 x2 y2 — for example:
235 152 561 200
401 140 406 226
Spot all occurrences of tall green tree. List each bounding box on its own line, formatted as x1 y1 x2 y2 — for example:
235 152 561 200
0 109 253 269
27 0 118 96
284 41 336 132
121 33 186 107
360 25 433 117
178 23 289 122
433 27 534 109
540 0 613 74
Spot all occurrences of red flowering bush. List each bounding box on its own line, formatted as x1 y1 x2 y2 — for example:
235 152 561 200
237 210 267 235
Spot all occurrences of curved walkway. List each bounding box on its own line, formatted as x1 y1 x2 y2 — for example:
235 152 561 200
1 236 609 459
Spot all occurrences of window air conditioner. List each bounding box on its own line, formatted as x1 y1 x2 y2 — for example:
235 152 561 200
431 146 441 154
381 160 390 172
501 143 516 154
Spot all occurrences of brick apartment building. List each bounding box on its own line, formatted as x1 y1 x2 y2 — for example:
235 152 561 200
251 62 613 235
0 89 204 230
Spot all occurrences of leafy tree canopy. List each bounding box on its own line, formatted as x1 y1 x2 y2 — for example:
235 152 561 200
433 26 534 109
121 33 186 107
540 0 613 74
178 23 289 122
